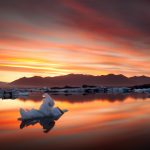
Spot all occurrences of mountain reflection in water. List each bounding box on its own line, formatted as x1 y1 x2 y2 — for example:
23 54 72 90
19 92 150 103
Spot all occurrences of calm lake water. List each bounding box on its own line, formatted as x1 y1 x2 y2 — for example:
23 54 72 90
0 93 150 150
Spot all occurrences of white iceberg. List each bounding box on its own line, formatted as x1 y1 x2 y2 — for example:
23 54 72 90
19 93 68 120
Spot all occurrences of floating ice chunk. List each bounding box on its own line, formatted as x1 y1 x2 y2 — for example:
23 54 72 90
52 107 63 118
42 93 55 107
39 93 54 116
20 108 45 120
19 93 67 120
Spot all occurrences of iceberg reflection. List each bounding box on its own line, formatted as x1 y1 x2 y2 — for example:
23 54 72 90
20 117 55 133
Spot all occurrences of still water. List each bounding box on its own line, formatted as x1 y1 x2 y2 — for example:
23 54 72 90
0 93 150 150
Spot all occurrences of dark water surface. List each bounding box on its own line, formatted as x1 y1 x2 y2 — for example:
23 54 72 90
0 93 150 150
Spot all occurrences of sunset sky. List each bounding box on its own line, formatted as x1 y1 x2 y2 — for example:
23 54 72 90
0 0 150 82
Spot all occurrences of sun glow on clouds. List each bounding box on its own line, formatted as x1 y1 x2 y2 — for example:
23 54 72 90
0 0 150 82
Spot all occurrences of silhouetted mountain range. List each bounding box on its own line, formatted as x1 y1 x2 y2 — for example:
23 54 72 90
9 74 150 87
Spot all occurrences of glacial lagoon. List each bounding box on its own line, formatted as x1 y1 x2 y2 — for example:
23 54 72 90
0 93 150 150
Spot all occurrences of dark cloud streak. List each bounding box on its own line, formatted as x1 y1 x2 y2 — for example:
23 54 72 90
0 1 149 43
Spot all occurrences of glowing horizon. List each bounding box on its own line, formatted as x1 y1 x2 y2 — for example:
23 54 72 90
0 0 150 82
